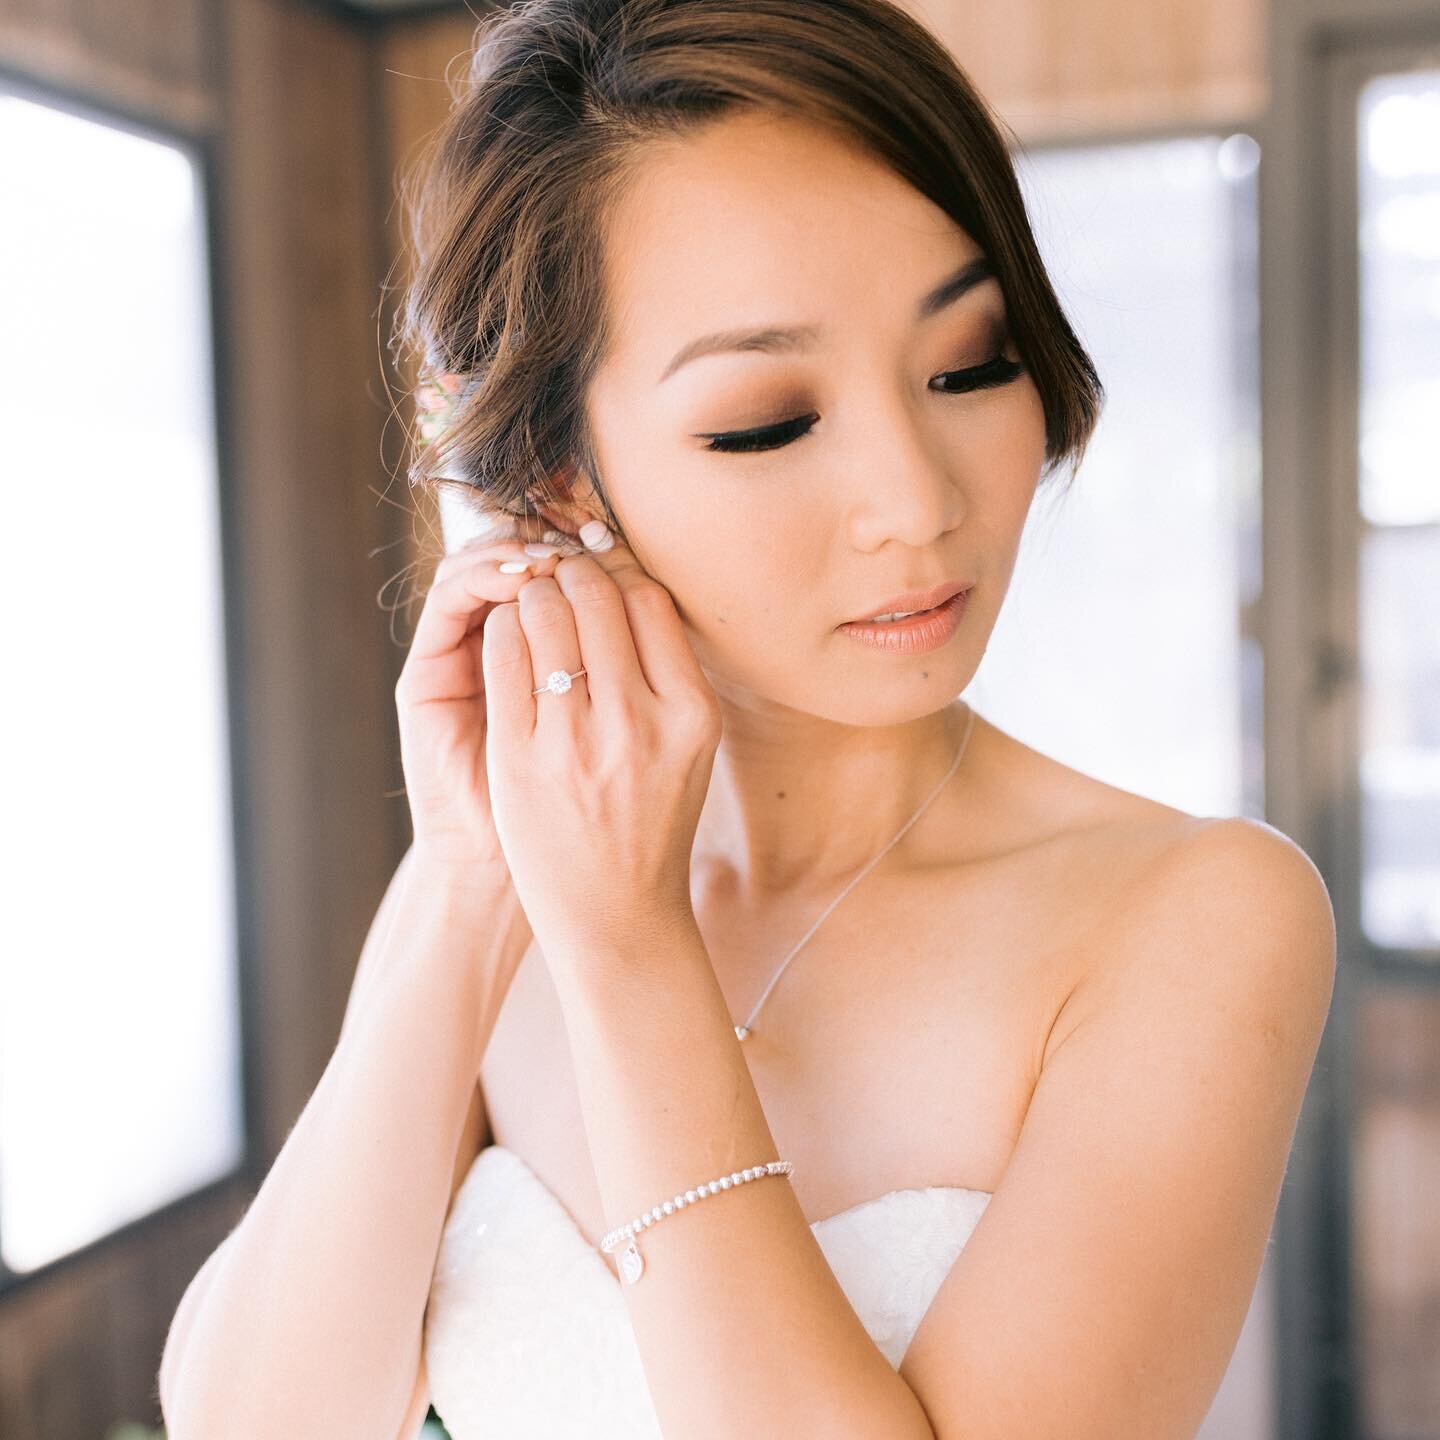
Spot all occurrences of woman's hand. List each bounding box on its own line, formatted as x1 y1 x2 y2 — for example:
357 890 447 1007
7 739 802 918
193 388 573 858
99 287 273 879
480 522 723 968
394 512 585 874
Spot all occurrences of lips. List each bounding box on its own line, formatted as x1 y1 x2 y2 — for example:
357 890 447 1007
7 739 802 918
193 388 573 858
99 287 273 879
837 586 970 653
845 579 972 625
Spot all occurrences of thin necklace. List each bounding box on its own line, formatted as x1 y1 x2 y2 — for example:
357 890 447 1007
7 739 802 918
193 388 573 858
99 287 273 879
730 701 977 1042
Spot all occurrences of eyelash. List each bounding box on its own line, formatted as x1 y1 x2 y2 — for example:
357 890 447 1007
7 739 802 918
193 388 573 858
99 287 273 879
697 350 1026 455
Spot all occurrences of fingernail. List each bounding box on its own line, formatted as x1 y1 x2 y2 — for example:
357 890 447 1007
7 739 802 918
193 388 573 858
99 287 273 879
523 542 561 558
499 560 531 573
542 529 566 544
579 519 614 553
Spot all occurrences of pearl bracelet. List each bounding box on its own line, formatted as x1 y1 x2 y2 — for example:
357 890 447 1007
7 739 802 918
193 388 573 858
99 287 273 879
598 1159 796 1285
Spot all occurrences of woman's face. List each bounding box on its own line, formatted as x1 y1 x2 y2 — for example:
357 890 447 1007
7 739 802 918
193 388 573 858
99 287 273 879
578 108 1048 727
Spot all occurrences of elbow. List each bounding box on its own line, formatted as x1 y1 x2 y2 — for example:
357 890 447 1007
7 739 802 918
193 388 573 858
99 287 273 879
156 1304 199 1438
157 1345 221 1440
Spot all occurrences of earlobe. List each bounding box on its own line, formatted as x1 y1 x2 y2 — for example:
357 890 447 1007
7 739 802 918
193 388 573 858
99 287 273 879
527 464 610 543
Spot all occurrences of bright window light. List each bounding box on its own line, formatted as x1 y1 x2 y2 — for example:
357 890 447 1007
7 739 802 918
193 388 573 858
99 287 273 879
0 92 244 1276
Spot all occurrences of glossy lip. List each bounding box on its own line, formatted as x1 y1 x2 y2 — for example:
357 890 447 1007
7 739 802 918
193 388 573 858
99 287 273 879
836 586 971 654
841 578 973 625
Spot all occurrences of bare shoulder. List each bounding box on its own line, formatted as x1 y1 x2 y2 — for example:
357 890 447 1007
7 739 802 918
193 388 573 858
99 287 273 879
1052 805 1339 1063
905 775 1339 1438
976 710 1332 918
1151 812 1336 917
966 715 1337 1048
962 708 1213 856
1112 811 1337 973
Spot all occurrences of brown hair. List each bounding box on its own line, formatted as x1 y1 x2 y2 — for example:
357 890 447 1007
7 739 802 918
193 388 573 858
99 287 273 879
395 0 1103 542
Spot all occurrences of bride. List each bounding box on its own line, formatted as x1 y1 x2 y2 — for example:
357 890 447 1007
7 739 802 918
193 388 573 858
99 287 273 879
159 1 1337 1436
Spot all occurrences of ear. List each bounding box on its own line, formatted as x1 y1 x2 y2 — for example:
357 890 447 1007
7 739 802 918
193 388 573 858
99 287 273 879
527 462 613 541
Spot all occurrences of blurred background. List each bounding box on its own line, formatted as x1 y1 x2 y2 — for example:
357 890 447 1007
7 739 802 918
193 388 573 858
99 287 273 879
0 0 1435 1436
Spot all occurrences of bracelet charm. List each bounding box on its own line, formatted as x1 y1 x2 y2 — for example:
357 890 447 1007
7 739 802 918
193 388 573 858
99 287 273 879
619 1239 645 1284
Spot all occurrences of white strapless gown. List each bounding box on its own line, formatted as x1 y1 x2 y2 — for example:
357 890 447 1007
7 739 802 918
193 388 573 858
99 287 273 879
424 1144 993 1438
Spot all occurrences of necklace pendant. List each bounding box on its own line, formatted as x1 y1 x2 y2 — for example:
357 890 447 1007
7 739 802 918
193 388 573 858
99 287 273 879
619 1239 645 1285
734 1024 750 1041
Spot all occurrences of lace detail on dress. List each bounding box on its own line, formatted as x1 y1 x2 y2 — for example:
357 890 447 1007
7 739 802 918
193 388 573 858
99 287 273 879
807 1186 992 1368
425 1145 992 1439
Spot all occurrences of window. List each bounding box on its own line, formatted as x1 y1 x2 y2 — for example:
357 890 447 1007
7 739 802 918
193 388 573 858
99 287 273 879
0 90 243 1280
1346 57 1440 1440
972 134 1263 823
1356 67 1440 952
967 133 1267 1437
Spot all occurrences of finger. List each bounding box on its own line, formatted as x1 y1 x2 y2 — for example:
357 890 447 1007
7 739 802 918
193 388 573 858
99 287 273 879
548 550 651 706
514 574 591 718
410 541 571 666
480 600 535 747
563 522 707 699
434 516 577 578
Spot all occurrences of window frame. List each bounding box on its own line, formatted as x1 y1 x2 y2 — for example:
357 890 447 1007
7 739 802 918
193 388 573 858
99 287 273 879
0 66 259 1300
1261 7 1440 1438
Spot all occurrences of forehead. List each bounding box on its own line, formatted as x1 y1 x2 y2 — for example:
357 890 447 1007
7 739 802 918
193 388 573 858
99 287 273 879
596 110 985 379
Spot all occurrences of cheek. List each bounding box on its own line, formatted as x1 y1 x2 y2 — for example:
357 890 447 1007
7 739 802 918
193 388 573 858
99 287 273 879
636 490 816 634
978 372 1047 463
1015 373 1050 475
960 378 1048 511
619 489 748 617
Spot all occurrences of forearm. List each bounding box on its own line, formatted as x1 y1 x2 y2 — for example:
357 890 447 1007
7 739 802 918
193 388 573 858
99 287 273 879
162 859 528 1440
548 918 936 1438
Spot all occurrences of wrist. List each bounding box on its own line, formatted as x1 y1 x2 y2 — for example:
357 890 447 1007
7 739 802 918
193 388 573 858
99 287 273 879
399 849 534 1014
544 906 704 993
405 845 516 906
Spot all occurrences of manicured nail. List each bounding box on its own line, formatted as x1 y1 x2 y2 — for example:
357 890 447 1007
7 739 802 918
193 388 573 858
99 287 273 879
579 519 614 553
523 542 560 557
499 560 531 573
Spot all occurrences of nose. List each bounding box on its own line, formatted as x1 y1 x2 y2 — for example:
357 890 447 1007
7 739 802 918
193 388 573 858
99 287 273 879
840 392 966 551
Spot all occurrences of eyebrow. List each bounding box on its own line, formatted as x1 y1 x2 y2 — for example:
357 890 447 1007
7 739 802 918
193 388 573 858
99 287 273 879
656 255 996 384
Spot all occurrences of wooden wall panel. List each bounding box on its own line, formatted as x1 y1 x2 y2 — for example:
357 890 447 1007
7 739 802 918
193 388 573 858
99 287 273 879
216 0 406 1161
0 0 215 132
903 0 1266 140
0 2 407 1436
379 9 476 188
0 1188 249 1436
375 0 1267 157
1355 989 1440 1435
376 11 482 569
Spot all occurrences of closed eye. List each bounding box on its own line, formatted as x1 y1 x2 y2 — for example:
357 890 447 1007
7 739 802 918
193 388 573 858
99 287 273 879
696 349 1026 455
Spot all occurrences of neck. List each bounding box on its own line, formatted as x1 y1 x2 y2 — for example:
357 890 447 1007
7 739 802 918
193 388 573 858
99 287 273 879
690 697 974 903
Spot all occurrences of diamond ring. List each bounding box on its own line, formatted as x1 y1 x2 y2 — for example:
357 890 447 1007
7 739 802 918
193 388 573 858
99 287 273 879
532 667 588 697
